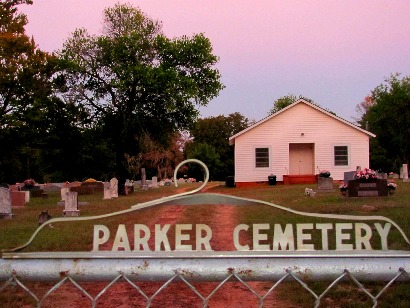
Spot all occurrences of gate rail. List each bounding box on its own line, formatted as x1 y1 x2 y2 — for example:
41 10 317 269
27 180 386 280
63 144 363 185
1 251 409 307
1 251 410 282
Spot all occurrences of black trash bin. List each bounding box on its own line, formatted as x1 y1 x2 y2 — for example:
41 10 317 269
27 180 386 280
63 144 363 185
268 174 277 185
226 176 235 187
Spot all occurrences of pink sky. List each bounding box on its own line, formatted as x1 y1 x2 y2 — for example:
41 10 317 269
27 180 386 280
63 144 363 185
19 0 410 122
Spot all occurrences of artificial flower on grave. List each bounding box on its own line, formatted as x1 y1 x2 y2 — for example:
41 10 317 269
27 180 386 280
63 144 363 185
339 182 348 190
84 178 97 183
387 180 397 190
354 168 377 181
387 180 397 195
23 178 36 188
319 170 331 178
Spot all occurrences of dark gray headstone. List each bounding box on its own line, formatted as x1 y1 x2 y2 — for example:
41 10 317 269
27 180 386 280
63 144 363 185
343 171 356 183
38 210 51 225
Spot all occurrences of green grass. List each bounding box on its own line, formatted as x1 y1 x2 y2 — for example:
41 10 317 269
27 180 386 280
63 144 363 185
210 182 410 251
1 181 410 252
1 181 410 306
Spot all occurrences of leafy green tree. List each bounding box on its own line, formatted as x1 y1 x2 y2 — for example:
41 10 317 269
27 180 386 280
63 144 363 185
0 0 66 183
59 3 224 179
188 112 249 179
126 132 186 180
0 0 57 127
359 74 410 172
267 94 318 115
185 142 221 181
268 94 298 115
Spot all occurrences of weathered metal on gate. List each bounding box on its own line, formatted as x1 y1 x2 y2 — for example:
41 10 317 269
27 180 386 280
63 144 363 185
1 251 410 282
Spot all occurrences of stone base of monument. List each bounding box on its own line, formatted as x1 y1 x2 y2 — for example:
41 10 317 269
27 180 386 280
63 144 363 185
0 213 14 220
63 210 80 217
57 201 89 206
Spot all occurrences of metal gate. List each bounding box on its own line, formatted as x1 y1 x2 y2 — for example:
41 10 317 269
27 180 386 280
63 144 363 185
1 252 410 307
1 160 410 307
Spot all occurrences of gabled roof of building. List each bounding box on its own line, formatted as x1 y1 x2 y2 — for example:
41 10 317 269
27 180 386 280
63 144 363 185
229 98 376 145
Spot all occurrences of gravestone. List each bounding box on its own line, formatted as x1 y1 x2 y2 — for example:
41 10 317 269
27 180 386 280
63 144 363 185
150 176 159 188
0 187 13 219
63 191 80 217
110 177 118 198
347 179 388 197
343 171 356 184
141 168 148 190
38 210 51 225
403 164 409 182
11 191 26 207
60 187 70 201
123 179 130 195
376 172 387 180
317 177 334 192
103 182 112 199
125 179 134 194
24 190 30 203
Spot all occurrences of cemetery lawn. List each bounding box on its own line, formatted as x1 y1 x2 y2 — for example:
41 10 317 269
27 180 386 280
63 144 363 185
1 181 410 252
1 181 409 307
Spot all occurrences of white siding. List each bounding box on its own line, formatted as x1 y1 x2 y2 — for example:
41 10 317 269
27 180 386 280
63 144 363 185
234 103 370 182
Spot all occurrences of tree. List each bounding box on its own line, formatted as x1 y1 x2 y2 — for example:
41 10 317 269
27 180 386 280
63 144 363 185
188 112 249 180
59 3 224 179
358 74 410 172
268 94 298 115
185 142 221 181
0 0 67 183
126 132 186 180
355 95 375 126
0 0 57 127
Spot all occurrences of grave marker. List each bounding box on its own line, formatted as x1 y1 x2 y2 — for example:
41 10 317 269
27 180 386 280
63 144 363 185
38 210 51 225
63 191 80 217
0 187 13 219
11 191 26 207
343 171 356 184
60 187 69 201
110 177 118 198
103 182 111 199
403 164 409 182
347 179 388 197
141 168 148 190
24 190 30 203
150 176 159 188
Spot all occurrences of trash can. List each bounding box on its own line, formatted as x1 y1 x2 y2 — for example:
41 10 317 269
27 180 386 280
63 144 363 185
268 174 277 185
226 176 235 187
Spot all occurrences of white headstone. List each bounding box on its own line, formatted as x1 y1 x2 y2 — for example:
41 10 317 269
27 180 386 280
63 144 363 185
110 177 118 198
63 191 80 217
24 190 30 203
150 176 159 188
60 187 69 201
103 182 112 199
0 187 13 219
403 164 409 182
